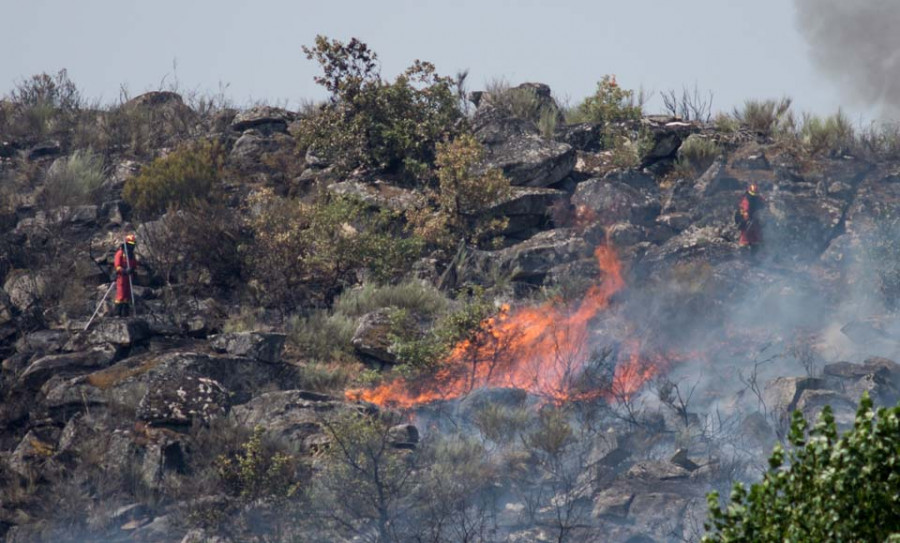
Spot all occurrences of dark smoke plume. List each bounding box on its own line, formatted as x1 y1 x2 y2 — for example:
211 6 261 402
794 0 900 113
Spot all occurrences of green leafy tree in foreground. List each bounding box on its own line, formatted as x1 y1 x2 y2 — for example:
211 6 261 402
703 392 900 543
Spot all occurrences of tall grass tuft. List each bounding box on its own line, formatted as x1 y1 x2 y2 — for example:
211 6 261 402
676 135 720 175
799 110 855 156
287 311 357 363
733 98 793 136
333 280 449 319
42 149 105 208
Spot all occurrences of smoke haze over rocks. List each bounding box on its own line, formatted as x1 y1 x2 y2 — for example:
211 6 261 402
794 0 900 116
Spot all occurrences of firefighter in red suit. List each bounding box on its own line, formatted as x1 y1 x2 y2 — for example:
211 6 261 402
114 234 138 317
737 183 765 248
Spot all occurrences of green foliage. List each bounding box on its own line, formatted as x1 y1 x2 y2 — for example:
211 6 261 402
287 310 357 363
567 75 643 125
333 280 449 319
222 306 267 333
409 133 511 248
609 134 642 169
242 188 424 308
538 106 560 140
733 98 793 136
677 134 721 175
391 289 494 373
714 112 740 134
799 110 855 156
703 393 900 543
608 126 655 170
123 139 224 217
298 35 463 177
483 79 561 139
216 426 299 502
472 404 531 445
526 407 574 456
41 149 105 208
138 202 241 292
294 360 356 392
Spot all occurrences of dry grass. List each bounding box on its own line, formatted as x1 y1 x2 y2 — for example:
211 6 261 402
86 357 160 389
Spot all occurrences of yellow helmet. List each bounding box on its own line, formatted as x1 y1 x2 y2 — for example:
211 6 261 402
748 183 759 196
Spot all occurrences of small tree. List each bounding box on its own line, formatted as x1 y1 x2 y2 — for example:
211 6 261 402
703 393 900 542
216 426 299 502
408 133 510 249
568 75 643 125
314 410 420 542
299 35 463 177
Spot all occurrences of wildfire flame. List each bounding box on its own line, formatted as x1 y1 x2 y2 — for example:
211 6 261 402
346 245 667 409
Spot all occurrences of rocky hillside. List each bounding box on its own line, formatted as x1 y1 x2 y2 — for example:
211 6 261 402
2 61 900 543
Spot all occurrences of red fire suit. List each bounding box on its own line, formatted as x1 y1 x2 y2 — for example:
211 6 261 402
114 247 138 304
738 192 764 246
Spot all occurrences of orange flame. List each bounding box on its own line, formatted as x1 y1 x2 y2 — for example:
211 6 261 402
346 246 666 409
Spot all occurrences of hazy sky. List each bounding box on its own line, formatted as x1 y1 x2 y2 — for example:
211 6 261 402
0 0 875 121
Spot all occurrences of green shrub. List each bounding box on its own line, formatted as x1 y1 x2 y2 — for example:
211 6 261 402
333 280 449 319
714 112 740 134
567 75 643 125
703 393 900 542
677 134 720 175
295 361 356 391
216 426 299 502
408 133 511 249
41 149 105 208
538 106 560 140
472 404 531 445
123 140 224 217
243 188 424 308
287 311 357 362
223 306 267 333
298 36 463 177
800 110 855 156
391 290 494 373
483 79 561 139
733 98 793 136
609 134 642 169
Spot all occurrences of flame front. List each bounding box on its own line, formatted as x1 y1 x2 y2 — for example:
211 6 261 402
346 245 666 408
